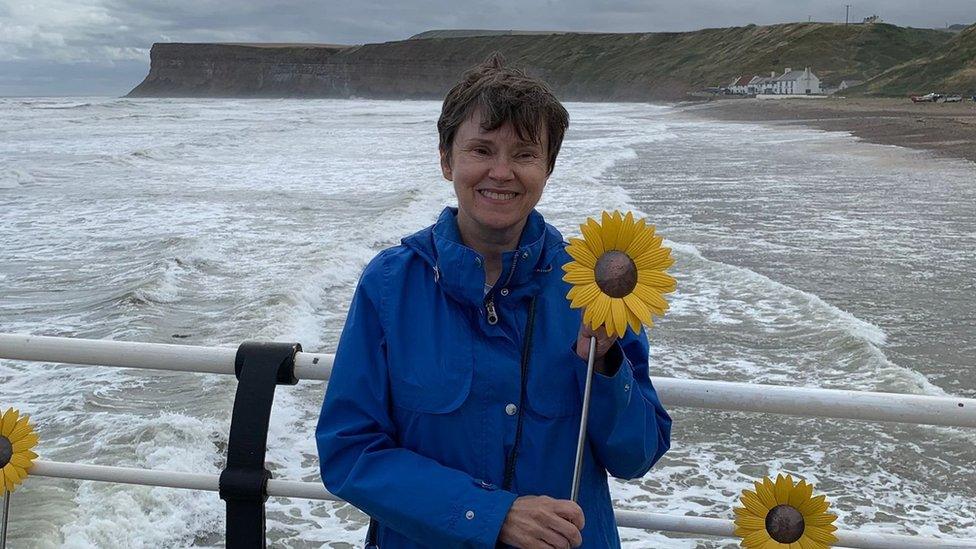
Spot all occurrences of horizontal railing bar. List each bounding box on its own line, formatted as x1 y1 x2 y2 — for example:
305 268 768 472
4 334 975 428
0 333 333 380
652 377 976 428
29 461 976 548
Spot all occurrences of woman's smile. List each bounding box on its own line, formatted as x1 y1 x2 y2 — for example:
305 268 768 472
477 188 520 202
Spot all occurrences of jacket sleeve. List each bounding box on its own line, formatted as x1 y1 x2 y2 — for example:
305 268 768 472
575 329 672 479
316 261 518 548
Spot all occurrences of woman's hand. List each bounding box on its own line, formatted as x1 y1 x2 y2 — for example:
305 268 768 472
498 495 584 549
575 322 619 376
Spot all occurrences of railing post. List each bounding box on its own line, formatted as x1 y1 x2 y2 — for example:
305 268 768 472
219 341 300 548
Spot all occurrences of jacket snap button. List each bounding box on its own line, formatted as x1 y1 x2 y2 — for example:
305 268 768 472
500 288 509 296
505 403 518 416
521 251 529 259
465 510 475 520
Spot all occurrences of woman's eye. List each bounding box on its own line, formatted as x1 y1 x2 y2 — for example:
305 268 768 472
473 148 489 155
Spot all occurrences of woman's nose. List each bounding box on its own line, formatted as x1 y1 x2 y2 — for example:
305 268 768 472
488 156 515 181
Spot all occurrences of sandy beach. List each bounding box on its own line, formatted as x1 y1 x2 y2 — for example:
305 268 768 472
681 97 976 164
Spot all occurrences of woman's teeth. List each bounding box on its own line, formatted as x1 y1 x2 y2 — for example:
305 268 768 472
479 190 517 200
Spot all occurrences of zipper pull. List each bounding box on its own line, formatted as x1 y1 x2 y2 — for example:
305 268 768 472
486 297 499 325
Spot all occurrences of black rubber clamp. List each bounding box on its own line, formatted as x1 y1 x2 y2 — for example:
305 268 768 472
219 341 302 548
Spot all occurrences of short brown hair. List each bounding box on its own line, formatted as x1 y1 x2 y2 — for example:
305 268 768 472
437 53 569 175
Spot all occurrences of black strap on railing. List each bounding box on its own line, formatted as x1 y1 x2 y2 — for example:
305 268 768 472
220 341 301 548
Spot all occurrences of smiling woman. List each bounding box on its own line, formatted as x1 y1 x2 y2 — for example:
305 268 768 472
315 53 672 549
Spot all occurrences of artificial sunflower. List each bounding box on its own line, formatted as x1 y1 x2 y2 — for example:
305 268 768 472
734 474 838 548
562 211 676 338
0 407 39 493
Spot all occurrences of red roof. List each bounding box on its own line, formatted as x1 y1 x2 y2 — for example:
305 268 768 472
732 76 752 87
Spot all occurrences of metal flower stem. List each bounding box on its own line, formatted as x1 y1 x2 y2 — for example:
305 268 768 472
571 335 597 502
1 490 9 549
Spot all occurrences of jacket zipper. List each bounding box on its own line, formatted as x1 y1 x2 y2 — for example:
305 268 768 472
486 297 499 325
484 249 522 327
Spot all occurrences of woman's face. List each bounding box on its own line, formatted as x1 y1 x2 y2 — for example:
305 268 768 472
440 109 550 240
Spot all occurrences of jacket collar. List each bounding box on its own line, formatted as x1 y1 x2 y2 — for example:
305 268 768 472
402 207 563 307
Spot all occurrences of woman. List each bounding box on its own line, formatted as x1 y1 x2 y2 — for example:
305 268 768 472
316 54 671 549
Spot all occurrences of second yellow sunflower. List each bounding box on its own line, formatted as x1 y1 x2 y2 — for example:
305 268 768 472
562 211 676 338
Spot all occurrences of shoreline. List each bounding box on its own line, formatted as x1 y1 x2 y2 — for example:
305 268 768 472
678 97 976 164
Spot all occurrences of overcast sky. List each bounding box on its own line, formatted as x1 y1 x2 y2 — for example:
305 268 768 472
1 0 973 96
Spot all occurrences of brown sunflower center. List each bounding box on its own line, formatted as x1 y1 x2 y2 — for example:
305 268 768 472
765 504 805 543
594 251 637 298
0 435 12 468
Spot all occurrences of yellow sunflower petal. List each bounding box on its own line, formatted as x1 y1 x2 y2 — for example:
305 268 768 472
741 490 768 517
634 246 672 271
569 283 602 309
585 292 611 330
581 218 605 256
566 240 597 269
630 283 667 314
563 268 596 285
734 506 758 518
9 416 32 442
601 211 620 251
733 514 766 530
763 539 785 549
734 526 755 537
10 453 34 469
626 222 657 256
610 298 628 337
626 309 642 335
742 529 772 548
637 270 677 292
563 259 592 273
1 408 18 436
756 478 777 509
805 513 837 527
623 292 652 325
802 526 837 545
790 480 813 508
615 212 637 252
774 474 792 505
8 465 25 483
796 535 821 549
798 494 828 516
12 432 38 452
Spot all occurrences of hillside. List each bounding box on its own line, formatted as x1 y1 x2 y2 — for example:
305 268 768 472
855 23 976 95
128 23 953 100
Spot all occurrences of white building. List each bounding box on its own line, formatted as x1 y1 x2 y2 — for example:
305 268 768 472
773 67 822 95
728 76 754 95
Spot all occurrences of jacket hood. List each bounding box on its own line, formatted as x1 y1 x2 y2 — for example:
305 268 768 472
401 207 566 306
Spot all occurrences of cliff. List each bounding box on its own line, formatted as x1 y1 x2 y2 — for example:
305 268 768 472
127 23 954 101
854 23 976 95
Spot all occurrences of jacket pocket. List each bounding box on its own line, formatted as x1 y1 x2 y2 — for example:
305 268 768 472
388 346 473 414
526 348 582 418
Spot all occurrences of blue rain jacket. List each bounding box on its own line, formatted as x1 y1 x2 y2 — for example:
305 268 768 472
316 207 671 548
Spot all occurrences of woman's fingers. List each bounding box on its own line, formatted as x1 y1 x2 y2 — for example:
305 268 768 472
499 496 584 548
544 515 583 548
576 322 618 361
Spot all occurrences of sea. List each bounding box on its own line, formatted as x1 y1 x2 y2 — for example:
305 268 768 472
1 97 974 548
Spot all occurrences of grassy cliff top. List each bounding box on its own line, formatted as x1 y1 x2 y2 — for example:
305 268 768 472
856 23 976 95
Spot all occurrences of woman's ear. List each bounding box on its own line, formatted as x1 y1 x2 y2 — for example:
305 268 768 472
439 148 453 181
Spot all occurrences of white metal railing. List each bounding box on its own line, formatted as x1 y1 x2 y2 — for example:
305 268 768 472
3 333 976 548
27 461 976 548
3 334 973 428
